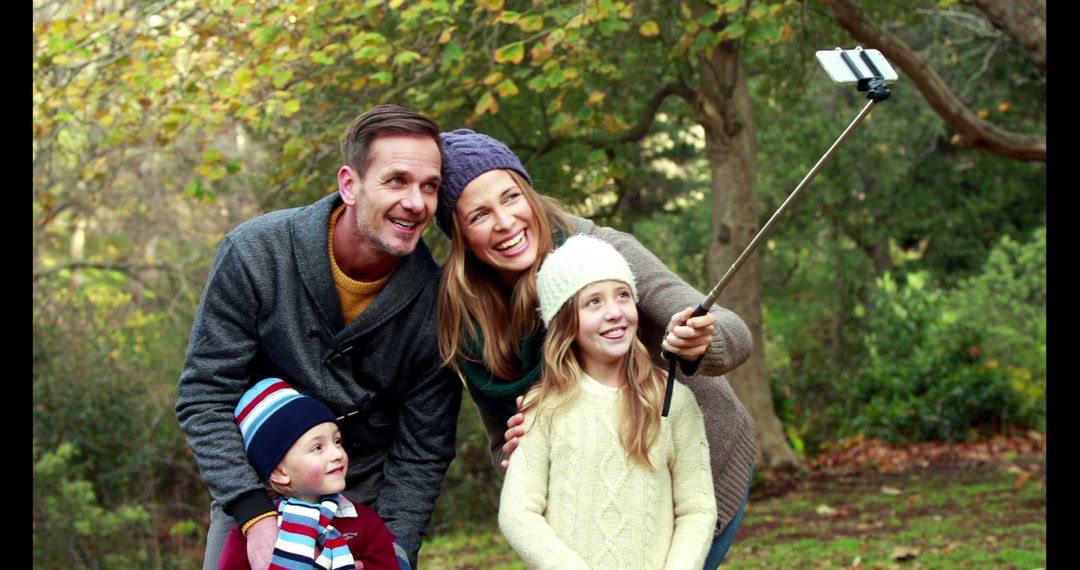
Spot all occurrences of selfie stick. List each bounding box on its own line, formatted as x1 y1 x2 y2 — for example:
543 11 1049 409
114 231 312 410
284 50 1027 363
661 47 894 416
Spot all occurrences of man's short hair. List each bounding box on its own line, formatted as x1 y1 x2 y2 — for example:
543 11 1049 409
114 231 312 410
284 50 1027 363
341 104 443 175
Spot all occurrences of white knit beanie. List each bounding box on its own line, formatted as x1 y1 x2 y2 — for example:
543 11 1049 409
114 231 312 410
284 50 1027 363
536 235 638 327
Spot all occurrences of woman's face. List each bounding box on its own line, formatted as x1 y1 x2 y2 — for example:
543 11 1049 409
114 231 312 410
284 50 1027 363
454 169 539 285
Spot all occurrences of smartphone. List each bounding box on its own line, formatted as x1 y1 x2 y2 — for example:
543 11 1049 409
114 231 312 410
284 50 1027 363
816 47 898 85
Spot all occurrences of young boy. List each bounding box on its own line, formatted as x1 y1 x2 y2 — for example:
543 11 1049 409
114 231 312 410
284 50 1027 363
217 378 404 570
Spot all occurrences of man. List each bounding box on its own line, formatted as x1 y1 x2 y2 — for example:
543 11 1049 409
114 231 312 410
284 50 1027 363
175 104 461 570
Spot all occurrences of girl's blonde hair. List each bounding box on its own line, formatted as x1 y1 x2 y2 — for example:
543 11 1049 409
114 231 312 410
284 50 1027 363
436 170 572 378
521 293 667 468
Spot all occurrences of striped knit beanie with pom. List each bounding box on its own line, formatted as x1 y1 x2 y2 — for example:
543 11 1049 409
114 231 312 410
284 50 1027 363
234 378 338 481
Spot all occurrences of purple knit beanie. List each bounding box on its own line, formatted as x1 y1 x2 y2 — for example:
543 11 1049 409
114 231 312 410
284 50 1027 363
436 129 533 236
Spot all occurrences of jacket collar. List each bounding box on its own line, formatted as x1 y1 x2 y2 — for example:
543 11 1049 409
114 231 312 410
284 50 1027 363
290 192 440 343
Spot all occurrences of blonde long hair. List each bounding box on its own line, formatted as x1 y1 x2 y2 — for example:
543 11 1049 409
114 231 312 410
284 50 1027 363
437 170 572 379
521 295 668 468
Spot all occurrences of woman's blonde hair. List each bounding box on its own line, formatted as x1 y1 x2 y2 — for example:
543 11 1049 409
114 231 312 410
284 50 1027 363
437 170 572 379
521 293 667 468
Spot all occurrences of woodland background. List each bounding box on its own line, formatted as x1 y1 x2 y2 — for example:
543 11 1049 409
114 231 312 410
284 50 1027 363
33 0 1045 567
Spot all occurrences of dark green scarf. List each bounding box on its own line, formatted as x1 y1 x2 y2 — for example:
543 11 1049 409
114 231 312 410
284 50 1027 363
460 328 546 423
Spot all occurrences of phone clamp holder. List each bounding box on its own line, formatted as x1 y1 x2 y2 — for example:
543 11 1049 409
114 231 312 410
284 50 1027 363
838 46 891 101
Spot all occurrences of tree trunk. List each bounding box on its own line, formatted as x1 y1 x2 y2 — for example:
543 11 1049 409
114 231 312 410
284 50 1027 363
694 42 801 471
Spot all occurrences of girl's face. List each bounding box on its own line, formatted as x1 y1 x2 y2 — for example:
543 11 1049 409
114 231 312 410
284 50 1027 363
573 280 639 371
454 169 539 286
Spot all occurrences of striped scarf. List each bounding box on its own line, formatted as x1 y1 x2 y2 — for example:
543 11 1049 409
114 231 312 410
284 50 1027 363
270 495 355 570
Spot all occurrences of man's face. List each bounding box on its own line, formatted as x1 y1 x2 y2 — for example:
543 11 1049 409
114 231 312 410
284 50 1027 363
342 133 441 258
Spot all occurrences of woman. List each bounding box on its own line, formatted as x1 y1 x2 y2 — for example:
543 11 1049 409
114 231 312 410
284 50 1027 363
435 128 756 568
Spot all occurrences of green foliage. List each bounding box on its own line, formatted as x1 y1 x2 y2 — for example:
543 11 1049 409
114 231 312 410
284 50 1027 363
33 442 153 568
33 276 206 567
432 399 503 531
833 267 1035 443
946 227 1046 424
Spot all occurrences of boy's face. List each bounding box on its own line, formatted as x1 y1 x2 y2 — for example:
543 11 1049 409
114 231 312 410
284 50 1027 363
270 422 348 502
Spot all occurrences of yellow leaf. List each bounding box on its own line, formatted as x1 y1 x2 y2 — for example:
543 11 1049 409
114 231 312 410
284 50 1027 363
439 25 457 44
475 91 499 116
639 21 659 37
494 41 525 64
531 44 554 64
389 0 406 8
998 102 1012 113
120 18 135 32
483 71 504 86
477 0 504 11
977 109 990 118
519 15 544 32
587 91 605 104
496 78 519 97
350 77 368 91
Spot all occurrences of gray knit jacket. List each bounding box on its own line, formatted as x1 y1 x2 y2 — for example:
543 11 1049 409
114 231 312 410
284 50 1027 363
175 192 462 563
477 215 757 537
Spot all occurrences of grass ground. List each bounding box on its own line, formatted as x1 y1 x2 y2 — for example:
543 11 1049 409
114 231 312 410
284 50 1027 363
418 438 1045 569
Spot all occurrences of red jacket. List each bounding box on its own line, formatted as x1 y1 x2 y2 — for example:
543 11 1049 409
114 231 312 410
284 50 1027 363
218 498 399 570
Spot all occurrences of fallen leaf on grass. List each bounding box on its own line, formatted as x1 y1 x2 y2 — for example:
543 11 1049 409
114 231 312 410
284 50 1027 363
881 486 902 496
1013 469 1032 490
813 504 851 518
850 555 862 567
890 546 922 561
816 504 838 516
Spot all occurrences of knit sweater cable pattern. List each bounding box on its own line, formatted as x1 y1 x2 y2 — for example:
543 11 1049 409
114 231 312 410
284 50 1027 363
498 374 716 570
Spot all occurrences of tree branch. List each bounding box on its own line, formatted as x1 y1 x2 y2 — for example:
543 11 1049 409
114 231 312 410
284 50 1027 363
969 0 1045 73
613 81 696 144
522 80 696 161
825 0 1045 162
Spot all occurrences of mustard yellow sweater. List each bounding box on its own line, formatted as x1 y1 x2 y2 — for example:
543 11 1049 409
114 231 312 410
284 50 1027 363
498 373 716 570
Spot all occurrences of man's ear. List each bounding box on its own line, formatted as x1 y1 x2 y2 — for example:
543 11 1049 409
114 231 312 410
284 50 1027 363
269 466 291 487
338 165 361 206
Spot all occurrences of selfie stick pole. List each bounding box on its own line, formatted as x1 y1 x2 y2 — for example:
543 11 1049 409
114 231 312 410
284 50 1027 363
661 48 892 416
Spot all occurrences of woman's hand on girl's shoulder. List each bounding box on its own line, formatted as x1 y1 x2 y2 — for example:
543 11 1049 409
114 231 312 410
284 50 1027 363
501 395 526 470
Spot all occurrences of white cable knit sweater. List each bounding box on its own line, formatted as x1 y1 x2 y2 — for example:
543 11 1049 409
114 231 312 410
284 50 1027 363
498 373 716 570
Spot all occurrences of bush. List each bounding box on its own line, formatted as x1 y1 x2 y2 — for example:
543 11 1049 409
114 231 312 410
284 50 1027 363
33 277 206 568
33 441 153 568
840 270 1033 442
946 227 1046 427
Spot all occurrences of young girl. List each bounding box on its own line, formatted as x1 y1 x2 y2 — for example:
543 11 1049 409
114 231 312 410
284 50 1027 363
498 235 716 570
